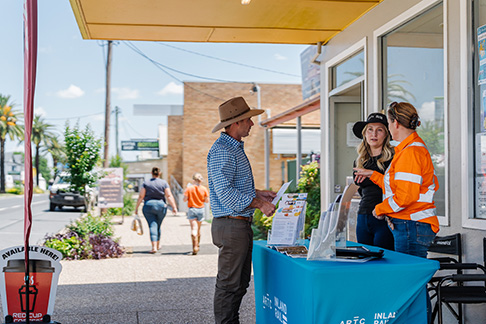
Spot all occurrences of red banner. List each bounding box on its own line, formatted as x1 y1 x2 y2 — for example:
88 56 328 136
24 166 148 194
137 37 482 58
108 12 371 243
23 3 38 321
23 0 37 262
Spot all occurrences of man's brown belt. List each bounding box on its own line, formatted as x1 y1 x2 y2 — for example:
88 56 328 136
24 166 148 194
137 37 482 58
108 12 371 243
220 216 252 222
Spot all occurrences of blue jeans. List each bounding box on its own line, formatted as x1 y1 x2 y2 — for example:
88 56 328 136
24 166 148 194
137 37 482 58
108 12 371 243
389 218 436 324
142 200 167 242
388 218 436 258
356 213 395 250
187 207 205 221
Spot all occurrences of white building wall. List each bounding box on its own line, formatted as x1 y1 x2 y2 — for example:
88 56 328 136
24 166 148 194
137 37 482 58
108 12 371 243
319 1 485 322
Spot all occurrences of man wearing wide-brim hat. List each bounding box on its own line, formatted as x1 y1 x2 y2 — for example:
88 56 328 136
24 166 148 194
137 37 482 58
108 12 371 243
208 96 276 323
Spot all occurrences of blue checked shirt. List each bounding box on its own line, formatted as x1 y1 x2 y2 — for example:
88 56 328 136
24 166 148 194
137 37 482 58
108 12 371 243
207 132 256 218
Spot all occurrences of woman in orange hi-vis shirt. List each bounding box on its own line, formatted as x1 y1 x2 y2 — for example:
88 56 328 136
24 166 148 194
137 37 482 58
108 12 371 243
184 173 209 255
354 102 439 258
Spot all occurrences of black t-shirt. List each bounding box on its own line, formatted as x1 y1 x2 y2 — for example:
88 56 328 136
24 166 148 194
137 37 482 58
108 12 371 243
353 155 392 215
143 178 169 202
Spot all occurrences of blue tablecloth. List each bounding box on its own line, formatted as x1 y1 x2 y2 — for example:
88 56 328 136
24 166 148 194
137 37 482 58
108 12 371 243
253 241 439 324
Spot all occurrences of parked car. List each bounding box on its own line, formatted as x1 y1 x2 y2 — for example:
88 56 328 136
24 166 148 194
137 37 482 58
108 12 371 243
49 172 86 211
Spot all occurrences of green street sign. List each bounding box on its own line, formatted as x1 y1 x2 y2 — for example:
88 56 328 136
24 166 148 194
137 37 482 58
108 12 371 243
121 140 159 151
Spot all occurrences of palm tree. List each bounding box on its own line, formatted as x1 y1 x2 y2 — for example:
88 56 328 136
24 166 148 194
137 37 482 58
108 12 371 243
0 95 23 193
44 136 66 177
339 59 416 104
31 115 57 186
386 74 416 103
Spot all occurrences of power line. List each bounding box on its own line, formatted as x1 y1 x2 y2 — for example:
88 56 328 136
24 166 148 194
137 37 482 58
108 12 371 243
124 42 227 101
45 112 104 121
157 42 301 78
125 42 238 83
121 122 133 140
120 112 150 138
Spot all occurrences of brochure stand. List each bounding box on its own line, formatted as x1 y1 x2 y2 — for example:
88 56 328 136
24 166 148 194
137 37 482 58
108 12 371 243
307 195 340 260
307 183 359 261
267 193 308 254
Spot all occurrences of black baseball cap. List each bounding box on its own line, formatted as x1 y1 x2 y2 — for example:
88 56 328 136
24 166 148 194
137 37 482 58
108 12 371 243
352 113 388 139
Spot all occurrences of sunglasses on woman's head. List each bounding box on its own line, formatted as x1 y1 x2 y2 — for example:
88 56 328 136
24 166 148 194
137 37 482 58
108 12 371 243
388 102 398 120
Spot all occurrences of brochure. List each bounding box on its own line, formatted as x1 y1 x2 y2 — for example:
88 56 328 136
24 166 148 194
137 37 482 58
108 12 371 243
267 193 307 246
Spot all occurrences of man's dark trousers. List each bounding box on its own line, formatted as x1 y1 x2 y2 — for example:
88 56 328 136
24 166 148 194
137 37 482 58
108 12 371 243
212 217 253 324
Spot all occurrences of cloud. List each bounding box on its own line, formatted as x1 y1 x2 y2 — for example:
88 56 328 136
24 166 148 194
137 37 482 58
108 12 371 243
156 82 183 96
274 53 287 60
90 113 105 121
56 85 85 99
35 107 47 117
112 87 140 100
419 101 436 122
39 46 53 54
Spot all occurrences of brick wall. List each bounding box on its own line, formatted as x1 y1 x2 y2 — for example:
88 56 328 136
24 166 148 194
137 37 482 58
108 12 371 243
168 115 183 185
167 82 318 192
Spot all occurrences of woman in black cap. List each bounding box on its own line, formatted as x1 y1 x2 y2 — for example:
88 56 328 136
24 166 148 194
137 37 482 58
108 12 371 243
352 112 394 250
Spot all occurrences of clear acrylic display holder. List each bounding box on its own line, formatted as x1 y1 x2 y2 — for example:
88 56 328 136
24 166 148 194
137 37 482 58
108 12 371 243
307 196 340 260
307 183 358 260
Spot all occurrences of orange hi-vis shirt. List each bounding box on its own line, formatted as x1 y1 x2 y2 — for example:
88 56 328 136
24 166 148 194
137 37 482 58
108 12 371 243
370 132 440 233
185 184 209 208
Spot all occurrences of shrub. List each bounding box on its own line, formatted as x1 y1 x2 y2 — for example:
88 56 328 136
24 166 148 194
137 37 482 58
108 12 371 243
33 186 44 194
44 232 91 260
64 122 101 196
104 193 136 216
252 208 273 240
88 234 124 259
43 213 124 260
297 162 321 237
6 187 23 195
68 213 114 237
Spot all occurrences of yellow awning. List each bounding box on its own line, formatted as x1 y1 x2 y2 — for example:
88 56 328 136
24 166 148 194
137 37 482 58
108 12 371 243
69 0 383 44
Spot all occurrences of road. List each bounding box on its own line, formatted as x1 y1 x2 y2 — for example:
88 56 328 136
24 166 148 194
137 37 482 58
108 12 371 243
0 194 83 251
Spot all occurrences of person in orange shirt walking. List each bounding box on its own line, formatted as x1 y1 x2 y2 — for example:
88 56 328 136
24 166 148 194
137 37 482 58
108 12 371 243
184 173 209 255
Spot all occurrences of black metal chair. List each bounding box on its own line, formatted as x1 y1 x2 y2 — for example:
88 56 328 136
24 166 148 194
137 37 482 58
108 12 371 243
427 234 464 322
434 237 486 324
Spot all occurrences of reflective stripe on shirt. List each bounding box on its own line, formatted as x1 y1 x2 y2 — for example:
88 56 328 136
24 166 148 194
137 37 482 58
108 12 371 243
418 174 437 203
388 195 404 213
410 207 437 221
395 172 423 185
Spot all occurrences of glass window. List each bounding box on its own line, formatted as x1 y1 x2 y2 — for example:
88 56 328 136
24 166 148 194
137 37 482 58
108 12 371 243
473 0 486 219
381 3 445 217
331 50 364 89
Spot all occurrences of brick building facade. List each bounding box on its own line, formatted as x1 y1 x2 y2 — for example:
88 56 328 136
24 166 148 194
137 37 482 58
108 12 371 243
167 82 320 191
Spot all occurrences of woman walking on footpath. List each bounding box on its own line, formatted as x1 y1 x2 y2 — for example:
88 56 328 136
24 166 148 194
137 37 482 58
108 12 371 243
354 102 439 257
135 167 178 253
183 173 209 255
352 112 394 250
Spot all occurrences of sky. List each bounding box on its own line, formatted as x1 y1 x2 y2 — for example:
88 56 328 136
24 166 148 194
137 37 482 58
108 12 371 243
0 0 308 163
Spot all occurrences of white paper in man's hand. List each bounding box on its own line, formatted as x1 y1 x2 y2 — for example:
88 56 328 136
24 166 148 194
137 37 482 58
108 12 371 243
271 180 292 206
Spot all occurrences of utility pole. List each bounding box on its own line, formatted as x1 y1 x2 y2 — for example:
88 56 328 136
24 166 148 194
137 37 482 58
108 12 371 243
252 83 269 189
114 106 120 157
103 40 113 168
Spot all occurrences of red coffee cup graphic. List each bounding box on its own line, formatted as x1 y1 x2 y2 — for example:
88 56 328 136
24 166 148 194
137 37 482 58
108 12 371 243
3 259 55 322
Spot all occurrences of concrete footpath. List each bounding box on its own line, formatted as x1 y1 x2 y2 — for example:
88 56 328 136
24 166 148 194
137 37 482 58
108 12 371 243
37 214 255 324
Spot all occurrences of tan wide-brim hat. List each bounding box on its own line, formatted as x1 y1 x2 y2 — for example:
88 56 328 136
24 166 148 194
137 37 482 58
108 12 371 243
212 96 264 133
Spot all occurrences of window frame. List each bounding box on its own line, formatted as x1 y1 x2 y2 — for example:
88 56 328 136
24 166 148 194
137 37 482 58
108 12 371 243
461 0 486 229
321 37 367 209
373 0 449 226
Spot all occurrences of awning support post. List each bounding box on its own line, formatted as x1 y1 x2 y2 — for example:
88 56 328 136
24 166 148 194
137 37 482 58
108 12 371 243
296 116 302 184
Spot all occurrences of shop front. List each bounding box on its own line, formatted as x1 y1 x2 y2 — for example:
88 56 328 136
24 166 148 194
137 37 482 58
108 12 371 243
319 0 486 321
